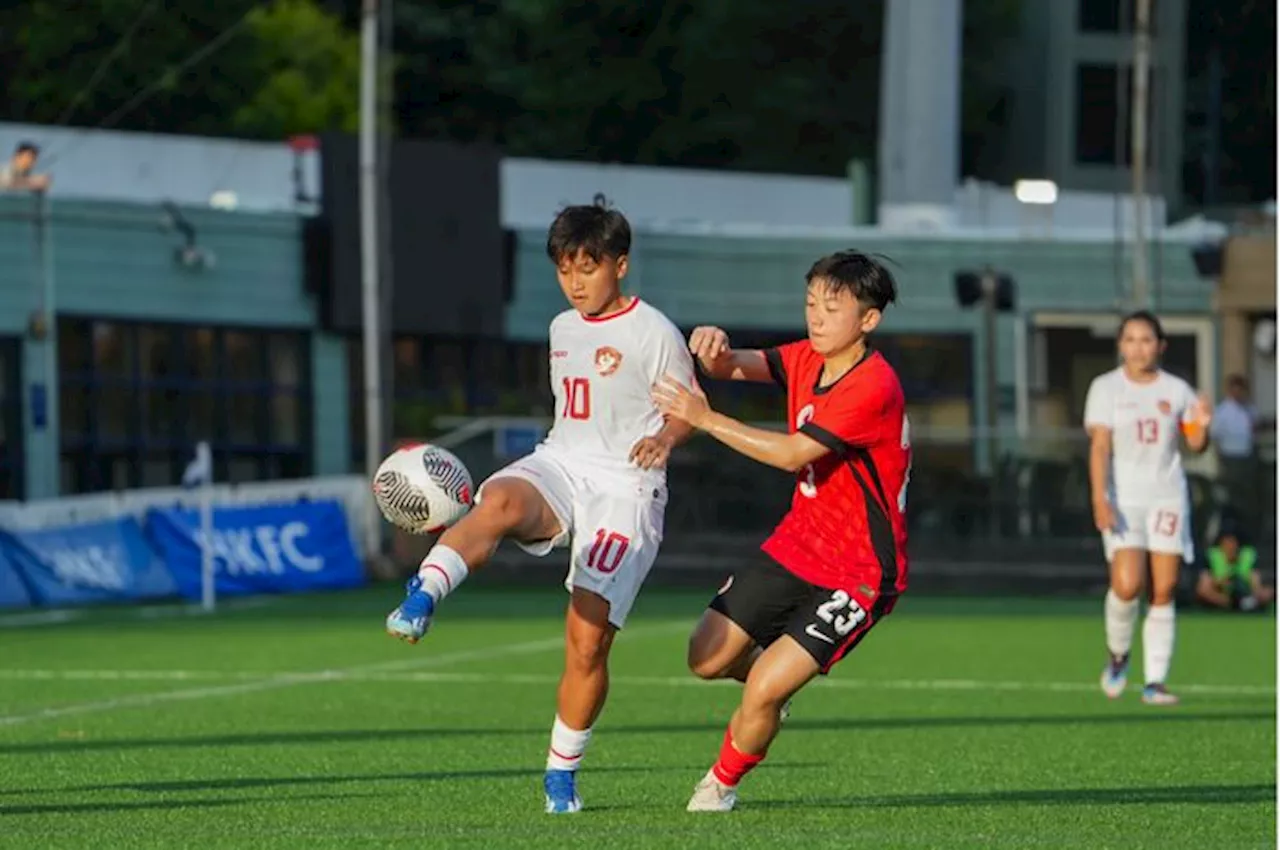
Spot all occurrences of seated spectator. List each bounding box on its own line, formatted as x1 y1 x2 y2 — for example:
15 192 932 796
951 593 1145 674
0 142 51 192
1196 529 1274 612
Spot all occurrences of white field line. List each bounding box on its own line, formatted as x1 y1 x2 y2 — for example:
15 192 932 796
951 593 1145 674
0 623 688 727
0 666 1271 698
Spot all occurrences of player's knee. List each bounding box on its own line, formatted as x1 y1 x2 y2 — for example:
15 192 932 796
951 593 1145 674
564 596 614 674
686 641 727 680
1149 585 1176 606
470 480 528 532
565 626 611 673
1111 577 1141 602
741 676 787 715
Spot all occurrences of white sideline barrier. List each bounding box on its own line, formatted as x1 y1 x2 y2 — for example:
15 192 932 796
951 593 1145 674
0 476 379 560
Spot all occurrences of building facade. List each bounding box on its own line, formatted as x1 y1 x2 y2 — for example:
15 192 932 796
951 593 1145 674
0 185 1223 503
997 0 1188 209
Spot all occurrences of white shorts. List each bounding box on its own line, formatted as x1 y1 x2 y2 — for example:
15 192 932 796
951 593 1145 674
1103 500 1194 563
479 447 667 628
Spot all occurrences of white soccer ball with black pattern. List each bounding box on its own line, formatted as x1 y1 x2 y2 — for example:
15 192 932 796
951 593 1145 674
372 443 474 534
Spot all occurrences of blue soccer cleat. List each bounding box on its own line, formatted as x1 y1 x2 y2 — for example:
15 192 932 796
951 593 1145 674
1100 652 1129 699
385 576 435 644
544 769 583 814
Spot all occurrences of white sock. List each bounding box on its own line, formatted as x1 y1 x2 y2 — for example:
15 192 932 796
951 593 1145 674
1142 603 1176 685
1104 589 1139 658
415 545 469 602
546 715 592 772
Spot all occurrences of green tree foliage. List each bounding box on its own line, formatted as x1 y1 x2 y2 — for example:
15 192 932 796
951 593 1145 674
393 0 891 175
231 0 364 138
0 0 360 140
1 0 1271 199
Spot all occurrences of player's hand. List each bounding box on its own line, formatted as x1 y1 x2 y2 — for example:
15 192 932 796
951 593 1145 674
1190 393 1213 427
629 435 674 470
651 375 711 428
1092 497 1118 533
688 326 732 375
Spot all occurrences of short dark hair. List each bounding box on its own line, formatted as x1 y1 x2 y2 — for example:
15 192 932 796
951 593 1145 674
545 197 631 264
804 250 898 311
14 141 38 157
1226 373 1249 390
1118 310 1166 342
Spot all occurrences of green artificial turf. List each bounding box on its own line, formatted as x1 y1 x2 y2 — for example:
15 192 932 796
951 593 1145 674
0 587 1273 848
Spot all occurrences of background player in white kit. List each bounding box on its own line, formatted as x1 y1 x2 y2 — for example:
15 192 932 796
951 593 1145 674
1084 311 1211 706
386 201 697 813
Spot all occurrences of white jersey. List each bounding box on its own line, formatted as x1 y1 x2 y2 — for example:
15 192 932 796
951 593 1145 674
1083 368 1198 506
541 298 695 477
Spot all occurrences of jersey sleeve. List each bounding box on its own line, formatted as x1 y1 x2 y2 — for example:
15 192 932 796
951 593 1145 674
1177 380 1200 422
1083 375 1114 431
763 340 811 389
798 371 897 452
651 317 697 390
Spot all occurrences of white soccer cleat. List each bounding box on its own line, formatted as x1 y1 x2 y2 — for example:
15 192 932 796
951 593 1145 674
1100 653 1129 699
686 771 737 812
779 699 792 723
1141 683 1180 706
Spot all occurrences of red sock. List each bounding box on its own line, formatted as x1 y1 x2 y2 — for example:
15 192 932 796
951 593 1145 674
711 725 765 787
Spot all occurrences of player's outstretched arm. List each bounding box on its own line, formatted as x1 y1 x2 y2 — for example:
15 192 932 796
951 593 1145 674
689 326 774 383
652 376 828 472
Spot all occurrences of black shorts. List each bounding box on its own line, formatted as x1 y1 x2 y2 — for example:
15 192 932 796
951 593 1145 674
709 560 895 673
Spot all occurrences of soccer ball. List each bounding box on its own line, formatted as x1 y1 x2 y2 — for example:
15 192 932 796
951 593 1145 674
372 443 474 534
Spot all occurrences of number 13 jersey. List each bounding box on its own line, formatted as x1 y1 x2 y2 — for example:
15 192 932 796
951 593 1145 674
1083 368 1198 507
542 298 695 479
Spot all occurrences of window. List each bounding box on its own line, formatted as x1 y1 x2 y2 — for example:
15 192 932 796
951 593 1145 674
58 318 311 495
1075 64 1158 167
0 338 22 499
1078 0 1120 32
1076 64 1121 165
1078 0 1158 34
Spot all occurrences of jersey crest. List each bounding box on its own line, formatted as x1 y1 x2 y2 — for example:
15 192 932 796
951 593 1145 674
1157 399 1171 415
594 346 623 377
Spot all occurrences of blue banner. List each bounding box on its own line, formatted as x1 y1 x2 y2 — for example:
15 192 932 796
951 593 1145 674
0 547 32 609
0 518 176 607
146 500 365 599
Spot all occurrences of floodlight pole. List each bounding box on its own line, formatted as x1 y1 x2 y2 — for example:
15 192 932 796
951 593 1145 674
359 0 384 552
1130 0 1152 309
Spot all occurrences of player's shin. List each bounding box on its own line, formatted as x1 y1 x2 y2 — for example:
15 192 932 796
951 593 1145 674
711 722 767 788
546 714 593 772
1104 588 1139 658
1142 603 1176 684
415 544 470 603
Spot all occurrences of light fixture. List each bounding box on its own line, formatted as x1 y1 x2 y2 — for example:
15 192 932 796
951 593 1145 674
209 190 238 210
1254 318 1276 357
1014 179 1058 205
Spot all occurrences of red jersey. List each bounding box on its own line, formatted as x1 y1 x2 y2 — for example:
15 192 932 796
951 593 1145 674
761 341 911 599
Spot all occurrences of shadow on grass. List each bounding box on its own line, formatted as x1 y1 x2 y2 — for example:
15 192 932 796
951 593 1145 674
8 762 820 798
0 790 384 817
2 710 1270 758
750 783 1278 810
